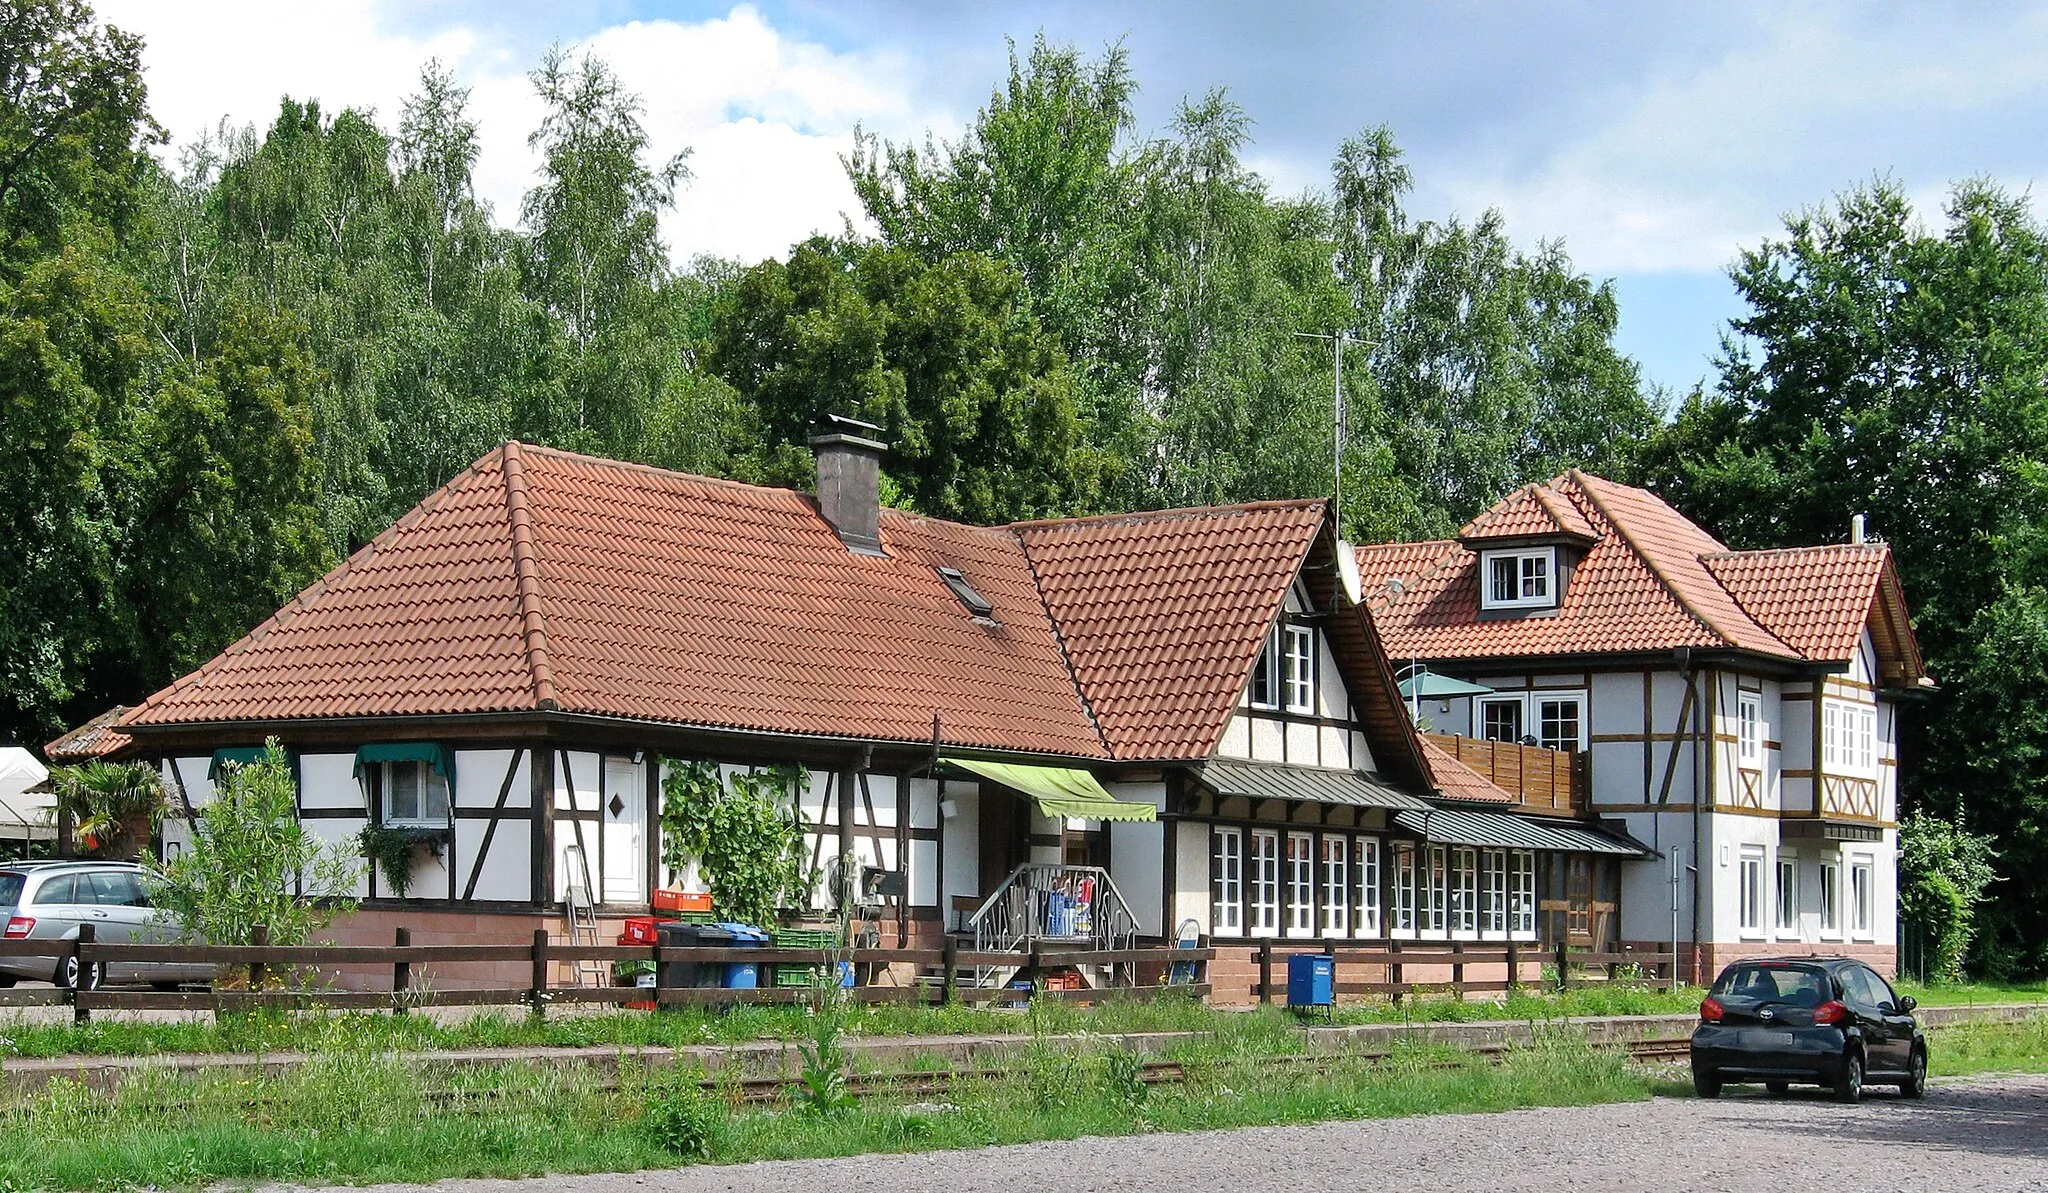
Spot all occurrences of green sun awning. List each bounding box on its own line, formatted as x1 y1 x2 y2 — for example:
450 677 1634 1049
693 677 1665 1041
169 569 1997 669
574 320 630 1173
1397 671 1495 700
208 746 280 783
943 757 1156 823
352 742 456 786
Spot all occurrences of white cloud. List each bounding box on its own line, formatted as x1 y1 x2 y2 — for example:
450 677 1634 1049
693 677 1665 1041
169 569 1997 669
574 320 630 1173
1430 6 2048 275
97 1 944 265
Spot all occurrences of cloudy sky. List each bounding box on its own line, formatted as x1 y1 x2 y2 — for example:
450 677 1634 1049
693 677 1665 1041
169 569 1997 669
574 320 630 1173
95 0 2048 396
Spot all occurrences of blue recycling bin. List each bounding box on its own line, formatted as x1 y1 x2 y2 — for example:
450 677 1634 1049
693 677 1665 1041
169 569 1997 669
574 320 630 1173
1287 953 1335 1009
717 922 769 989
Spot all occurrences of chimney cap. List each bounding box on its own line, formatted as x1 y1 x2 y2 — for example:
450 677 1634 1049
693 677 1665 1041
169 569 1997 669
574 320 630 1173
808 413 886 452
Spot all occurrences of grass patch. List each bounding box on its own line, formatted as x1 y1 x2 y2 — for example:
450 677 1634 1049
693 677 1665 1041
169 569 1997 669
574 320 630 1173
0 1020 1650 1190
1928 1014 2048 1078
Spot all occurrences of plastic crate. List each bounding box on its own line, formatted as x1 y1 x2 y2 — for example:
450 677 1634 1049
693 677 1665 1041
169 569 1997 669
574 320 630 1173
652 888 713 914
771 928 839 949
773 963 822 988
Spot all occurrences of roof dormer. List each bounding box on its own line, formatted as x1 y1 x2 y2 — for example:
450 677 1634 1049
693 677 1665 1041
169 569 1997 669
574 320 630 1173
1457 481 1601 616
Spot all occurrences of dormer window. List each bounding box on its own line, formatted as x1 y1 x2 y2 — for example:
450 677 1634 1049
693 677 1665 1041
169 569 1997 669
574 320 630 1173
1481 548 1556 610
1249 622 1316 713
936 566 995 620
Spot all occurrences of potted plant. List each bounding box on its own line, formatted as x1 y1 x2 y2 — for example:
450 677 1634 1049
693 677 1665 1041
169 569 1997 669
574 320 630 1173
355 823 448 898
51 761 167 861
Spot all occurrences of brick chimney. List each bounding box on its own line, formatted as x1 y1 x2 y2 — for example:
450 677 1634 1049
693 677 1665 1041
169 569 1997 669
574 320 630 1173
809 415 887 555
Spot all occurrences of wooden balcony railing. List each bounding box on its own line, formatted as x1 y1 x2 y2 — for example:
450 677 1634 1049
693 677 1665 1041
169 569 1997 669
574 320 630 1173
1424 733 1586 817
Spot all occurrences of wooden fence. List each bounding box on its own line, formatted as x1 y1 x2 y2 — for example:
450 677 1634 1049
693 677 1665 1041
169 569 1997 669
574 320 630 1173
1247 939 1678 1002
1423 733 1585 816
0 927 1213 1022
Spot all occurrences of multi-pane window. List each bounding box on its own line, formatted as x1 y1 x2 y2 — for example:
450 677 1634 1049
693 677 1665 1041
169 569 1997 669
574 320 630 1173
1451 847 1478 934
1776 855 1798 933
1353 837 1381 936
1482 549 1555 609
381 761 449 825
1423 845 1449 934
1509 851 1536 936
1287 832 1315 937
1391 843 1417 934
1534 694 1585 752
1248 830 1280 934
1211 828 1243 936
1283 625 1315 713
1482 848 1508 934
1739 847 1765 935
1819 859 1840 935
1249 639 1277 709
1321 836 1348 937
1478 698 1524 744
1850 858 1875 936
1738 692 1763 766
1823 700 1878 773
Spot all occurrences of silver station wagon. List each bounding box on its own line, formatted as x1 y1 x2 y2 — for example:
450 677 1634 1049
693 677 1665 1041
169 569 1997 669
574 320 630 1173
0 861 213 989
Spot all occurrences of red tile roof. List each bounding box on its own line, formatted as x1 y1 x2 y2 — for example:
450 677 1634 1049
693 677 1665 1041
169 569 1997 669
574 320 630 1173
44 706 134 763
1457 481 1599 544
1418 738 1517 804
1358 471 1925 681
1017 501 1327 760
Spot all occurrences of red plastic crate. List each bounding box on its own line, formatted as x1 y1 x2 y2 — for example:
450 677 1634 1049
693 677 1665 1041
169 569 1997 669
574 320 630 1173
652 888 713 914
619 916 660 945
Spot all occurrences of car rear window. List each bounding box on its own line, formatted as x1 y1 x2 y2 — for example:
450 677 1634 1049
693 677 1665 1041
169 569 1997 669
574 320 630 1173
0 872 23 907
1711 964 1829 1006
30 873 76 905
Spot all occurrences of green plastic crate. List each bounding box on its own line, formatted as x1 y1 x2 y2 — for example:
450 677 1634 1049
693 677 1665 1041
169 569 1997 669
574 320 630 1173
771 928 839 949
774 964 825 987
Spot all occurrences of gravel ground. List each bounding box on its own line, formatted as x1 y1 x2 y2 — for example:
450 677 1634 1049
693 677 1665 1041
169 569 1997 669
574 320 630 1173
263 1074 2048 1193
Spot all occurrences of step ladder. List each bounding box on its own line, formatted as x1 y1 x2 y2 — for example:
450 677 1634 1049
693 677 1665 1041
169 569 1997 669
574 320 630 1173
561 845 607 988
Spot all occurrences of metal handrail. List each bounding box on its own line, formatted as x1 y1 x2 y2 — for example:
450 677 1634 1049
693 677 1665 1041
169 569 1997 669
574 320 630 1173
967 864 1140 956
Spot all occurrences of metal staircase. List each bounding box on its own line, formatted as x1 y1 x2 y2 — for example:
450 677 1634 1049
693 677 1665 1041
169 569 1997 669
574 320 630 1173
952 864 1142 990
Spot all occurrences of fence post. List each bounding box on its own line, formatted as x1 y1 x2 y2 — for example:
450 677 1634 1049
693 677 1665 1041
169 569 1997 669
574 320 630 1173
1324 939 1337 1005
248 923 269 994
392 926 412 1014
1505 939 1521 994
1554 939 1570 992
529 927 550 1017
1258 939 1273 1005
1451 940 1465 1000
941 935 958 1006
71 923 94 1026
1389 937 1403 1004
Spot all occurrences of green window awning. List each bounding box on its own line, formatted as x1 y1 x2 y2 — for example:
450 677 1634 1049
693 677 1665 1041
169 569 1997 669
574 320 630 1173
1392 808 1650 857
352 742 456 787
943 757 1156 823
208 746 282 783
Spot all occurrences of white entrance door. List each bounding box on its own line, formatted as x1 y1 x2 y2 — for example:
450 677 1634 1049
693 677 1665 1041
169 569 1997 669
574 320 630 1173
601 756 646 904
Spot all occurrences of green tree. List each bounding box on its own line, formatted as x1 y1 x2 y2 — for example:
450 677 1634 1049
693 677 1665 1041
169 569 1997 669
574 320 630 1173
1898 810 1999 981
658 760 813 930
149 741 361 950
706 237 1094 522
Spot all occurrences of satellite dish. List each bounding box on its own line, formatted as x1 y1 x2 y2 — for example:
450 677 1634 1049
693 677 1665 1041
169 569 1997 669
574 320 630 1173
1335 541 1363 605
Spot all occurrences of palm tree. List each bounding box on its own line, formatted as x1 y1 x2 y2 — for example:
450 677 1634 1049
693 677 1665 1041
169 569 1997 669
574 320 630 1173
51 761 166 860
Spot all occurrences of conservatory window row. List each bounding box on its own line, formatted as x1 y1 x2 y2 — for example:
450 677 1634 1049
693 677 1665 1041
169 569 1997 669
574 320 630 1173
1209 826 1537 941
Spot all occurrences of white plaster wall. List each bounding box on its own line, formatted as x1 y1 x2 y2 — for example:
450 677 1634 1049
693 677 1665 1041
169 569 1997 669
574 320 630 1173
1173 819 1210 934
1106 783 1165 937
939 782 980 915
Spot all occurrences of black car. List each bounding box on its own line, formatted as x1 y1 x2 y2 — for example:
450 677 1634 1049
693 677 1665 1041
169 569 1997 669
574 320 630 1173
1690 956 1926 1103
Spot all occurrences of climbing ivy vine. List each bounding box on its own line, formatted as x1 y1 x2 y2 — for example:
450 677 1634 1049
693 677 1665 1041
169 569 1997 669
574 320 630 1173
659 760 816 928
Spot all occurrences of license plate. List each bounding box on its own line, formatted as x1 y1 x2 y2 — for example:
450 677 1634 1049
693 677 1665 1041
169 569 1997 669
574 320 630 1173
1746 1029 1794 1047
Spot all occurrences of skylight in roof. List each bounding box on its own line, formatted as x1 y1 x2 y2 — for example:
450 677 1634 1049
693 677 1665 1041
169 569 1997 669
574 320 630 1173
936 566 995 619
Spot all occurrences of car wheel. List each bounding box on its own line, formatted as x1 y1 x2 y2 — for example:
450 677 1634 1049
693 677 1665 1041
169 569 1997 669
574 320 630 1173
1833 1049 1864 1104
56 955 105 991
1765 1081 1790 1096
1900 1047 1928 1099
1693 1068 1723 1099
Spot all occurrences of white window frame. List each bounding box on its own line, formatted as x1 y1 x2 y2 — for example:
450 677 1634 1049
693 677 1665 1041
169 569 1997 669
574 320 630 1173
1532 690 1588 752
1211 828 1243 937
1390 843 1417 937
1476 696 1526 745
1353 837 1381 937
379 760 450 827
1818 859 1841 938
1481 848 1509 937
1248 638 1279 710
1775 854 1798 936
1248 829 1280 935
1286 831 1316 937
1480 548 1557 610
1738 692 1763 766
1849 856 1875 939
1321 835 1348 937
1738 846 1765 938
1509 850 1537 938
1450 846 1479 937
1823 699 1877 776
1423 844 1449 936
1283 624 1316 713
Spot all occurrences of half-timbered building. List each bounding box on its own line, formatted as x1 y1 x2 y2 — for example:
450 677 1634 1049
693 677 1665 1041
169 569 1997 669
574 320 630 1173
1355 472 1929 981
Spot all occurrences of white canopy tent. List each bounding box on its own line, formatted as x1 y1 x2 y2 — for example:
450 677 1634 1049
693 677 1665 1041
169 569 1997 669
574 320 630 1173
0 747 54 841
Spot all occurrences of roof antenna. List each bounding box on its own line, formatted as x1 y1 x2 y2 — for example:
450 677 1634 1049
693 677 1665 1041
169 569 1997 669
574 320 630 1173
1295 329 1370 532
1851 513 1866 545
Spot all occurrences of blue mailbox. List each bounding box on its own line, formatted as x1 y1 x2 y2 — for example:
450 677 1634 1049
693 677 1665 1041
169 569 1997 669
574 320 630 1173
1287 953 1335 1009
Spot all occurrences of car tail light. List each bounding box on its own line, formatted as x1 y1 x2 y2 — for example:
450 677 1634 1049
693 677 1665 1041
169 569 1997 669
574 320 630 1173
1699 996 1724 1022
1813 1000 1850 1026
2 916 32 939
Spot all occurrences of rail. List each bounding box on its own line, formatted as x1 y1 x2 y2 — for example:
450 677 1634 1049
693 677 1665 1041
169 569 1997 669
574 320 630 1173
0 928 1213 1021
966 863 1141 956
